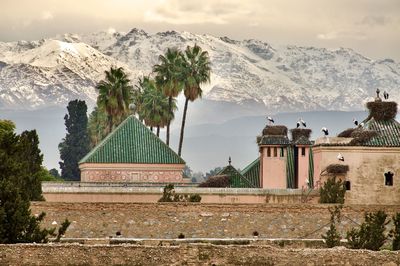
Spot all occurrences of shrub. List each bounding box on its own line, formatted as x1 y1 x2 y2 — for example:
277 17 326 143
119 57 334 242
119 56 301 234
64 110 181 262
390 213 400 251
158 184 201 203
319 177 346 204
346 210 389 251
199 175 230 187
322 205 342 248
55 219 71 242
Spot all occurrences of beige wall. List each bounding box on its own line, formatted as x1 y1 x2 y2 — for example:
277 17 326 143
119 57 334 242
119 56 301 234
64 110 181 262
313 145 400 204
80 163 185 183
260 145 287 188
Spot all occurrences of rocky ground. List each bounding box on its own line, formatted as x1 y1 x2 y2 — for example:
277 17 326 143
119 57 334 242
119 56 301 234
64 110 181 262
0 243 399 266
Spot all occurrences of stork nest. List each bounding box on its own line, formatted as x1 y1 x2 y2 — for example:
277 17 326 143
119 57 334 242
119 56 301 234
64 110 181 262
262 125 288 136
325 164 349 175
366 101 397 121
348 129 378 145
337 128 356 138
198 175 230 188
290 128 312 141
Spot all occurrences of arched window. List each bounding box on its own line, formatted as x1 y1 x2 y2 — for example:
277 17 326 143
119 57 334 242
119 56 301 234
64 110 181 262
345 181 351 190
385 171 394 186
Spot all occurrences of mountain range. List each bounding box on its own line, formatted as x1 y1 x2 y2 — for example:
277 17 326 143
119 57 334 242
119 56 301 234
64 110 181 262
1 28 399 112
0 28 399 172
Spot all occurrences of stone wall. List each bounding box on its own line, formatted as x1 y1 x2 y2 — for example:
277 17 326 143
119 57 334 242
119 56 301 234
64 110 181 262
1 244 399 266
42 182 319 204
313 146 400 205
31 202 400 239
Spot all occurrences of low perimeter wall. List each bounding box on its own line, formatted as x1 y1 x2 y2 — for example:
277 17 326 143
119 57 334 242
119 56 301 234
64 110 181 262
42 182 319 204
1 244 399 266
31 202 400 239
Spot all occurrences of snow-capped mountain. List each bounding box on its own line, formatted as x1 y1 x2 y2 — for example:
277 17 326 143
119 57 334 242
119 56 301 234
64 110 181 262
1 28 400 112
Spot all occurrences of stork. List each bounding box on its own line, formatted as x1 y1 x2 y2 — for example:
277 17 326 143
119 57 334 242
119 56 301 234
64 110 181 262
337 153 344 162
353 118 358 126
384 91 389 100
296 121 300 128
267 116 275 124
300 118 307 127
321 127 329 136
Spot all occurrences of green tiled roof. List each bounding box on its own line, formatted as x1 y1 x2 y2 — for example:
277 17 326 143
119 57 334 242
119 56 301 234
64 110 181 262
79 116 185 164
362 118 400 147
292 136 312 145
241 158 261 188
216 165 256 188
258 135 290 145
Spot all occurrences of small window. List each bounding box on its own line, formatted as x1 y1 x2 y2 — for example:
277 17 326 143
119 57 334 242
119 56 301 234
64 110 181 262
267 147 271 157
345 181 351 190
274 147 278 157
385 171 394 186
280 147 285 157
301 147 306 156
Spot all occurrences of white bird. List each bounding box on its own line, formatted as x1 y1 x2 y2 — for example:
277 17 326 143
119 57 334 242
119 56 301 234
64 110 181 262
321 127 329 136
296 121 300 128
300 118 307 127
267 116 275 124
384 91 389 100
337 153 344 162
360 122 365 128
353 118 358 126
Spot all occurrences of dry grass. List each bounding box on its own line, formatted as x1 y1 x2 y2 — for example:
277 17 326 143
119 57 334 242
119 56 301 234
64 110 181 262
262 125 288 136
290 128 312 141
366 101 397 121
325 164 349 174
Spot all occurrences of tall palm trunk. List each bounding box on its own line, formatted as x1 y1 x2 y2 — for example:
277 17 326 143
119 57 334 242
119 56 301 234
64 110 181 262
166 96 172 146
178 97 189 156
156 126 160 137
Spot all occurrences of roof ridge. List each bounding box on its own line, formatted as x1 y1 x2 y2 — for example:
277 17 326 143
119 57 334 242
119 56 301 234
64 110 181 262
241 158 260 175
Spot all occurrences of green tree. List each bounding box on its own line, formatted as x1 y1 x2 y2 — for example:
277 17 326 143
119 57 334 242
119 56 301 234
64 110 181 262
153 48 184 146
319 176 346 204
96 67 133 133
390 213 400 251
88 106 108 147
0 124 61 243
49 168 61 179
346 210 388 251
138 77 173 137
322 205 342 248
59 100 90 181
178 44 211 156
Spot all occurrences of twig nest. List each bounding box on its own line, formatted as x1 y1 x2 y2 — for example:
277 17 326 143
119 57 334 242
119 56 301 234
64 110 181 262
290 128 312 141
366 101 397 121
325 164 349 174
262 125 288 136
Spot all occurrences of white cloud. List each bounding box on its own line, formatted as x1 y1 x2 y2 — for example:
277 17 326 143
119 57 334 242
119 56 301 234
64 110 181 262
317 30 367 41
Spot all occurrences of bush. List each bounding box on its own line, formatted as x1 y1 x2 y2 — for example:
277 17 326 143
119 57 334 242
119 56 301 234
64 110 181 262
158 184 201 203
390 213 400 251
55 219 71 242
322 205 342 248
346 210 389 251
319 177 346 204
199 175 230 187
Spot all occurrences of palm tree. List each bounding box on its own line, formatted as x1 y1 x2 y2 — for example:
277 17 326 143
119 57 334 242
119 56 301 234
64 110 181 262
88 107 108 147
153 48 184 146
138 77 174 137
178 44 211 156
96 66 133 133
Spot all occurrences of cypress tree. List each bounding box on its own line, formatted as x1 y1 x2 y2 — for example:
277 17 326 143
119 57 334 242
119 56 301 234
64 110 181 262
59 100 90 181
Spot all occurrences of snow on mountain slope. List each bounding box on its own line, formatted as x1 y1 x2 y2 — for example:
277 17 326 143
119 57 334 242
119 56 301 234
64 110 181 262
0 39 131 109
1 28 400 112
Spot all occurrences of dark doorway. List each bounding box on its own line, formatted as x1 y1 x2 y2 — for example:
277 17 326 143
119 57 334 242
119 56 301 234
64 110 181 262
294 146 299 188
385 171 394 186
345 181 351 190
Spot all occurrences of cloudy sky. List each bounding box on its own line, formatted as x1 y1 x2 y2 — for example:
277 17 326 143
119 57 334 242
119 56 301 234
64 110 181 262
1 0 399 60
